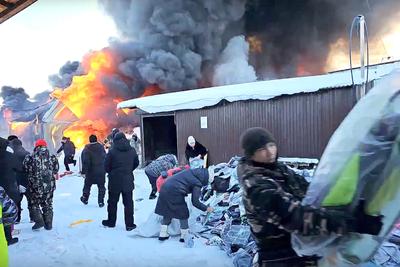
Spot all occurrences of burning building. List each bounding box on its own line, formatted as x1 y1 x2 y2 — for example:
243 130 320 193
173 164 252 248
3 0 400 151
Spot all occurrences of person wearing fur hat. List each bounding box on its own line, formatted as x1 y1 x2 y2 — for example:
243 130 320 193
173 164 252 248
237 127 383 267
185 136 208 163
155 167 214 242
23 139 59 231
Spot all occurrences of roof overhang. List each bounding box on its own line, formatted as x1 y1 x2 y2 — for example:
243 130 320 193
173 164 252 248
0 0 37 24
118 60 400 114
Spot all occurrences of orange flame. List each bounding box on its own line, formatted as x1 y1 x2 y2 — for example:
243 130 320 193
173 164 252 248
325 19 400 72
63 120 108 149
51 51 165 149
10 121 30 133
247 35 263 54
3 108 12 122
52 51 114 119
52 50 118 148
140 85 162 97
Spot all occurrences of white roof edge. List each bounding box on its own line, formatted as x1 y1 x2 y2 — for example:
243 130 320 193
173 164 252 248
118 61 400 114
278 157 319 164
41 100 59 123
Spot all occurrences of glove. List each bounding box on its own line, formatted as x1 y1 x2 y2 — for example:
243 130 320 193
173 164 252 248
19 185 26 193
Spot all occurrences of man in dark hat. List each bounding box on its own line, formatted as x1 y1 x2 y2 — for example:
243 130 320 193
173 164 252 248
57 137 76 172
237 127 383 267
80 135 106 207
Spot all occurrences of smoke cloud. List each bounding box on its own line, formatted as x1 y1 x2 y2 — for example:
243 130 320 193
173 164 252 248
0 86 51 122
48 61 83 89
245 0 400 78
98 0 249 96
213 35 257 86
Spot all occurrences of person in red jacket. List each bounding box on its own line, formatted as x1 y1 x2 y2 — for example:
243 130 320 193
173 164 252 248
156 165 190 192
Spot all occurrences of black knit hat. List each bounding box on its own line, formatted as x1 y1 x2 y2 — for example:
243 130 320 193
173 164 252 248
89 135 97 143
114 132 126 141
7 135 18 141
240 127 276 157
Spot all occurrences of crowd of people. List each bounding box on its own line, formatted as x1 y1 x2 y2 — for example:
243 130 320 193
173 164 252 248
0 126 384 267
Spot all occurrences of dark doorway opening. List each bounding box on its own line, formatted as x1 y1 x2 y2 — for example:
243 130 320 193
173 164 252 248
143 115 177 161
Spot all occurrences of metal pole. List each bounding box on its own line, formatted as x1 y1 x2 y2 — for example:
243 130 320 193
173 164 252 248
359 15 366 97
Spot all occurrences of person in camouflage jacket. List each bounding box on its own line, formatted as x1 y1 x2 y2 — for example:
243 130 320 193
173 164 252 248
237 128 383 267
23 139 59 231
0 186 17 227
1 185 18 263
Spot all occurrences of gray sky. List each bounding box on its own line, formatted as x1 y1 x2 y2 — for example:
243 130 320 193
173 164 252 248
0 0 117 96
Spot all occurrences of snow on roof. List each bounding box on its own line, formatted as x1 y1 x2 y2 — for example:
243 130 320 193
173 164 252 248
118 61 400 114
278 157 319 164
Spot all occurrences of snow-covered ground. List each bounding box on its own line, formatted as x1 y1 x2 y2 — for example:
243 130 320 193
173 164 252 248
8 161 233 267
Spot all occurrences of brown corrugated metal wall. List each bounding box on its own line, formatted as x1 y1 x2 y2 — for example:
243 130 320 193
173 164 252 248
174 86 357 165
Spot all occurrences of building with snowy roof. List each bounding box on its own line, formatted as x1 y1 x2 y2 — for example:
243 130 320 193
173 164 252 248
118 61 400 165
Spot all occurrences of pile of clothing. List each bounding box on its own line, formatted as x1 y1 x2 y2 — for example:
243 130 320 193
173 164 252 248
194 156 256 267
371 226 400 266
193 156 400 267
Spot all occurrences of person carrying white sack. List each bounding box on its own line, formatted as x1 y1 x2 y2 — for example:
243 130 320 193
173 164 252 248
155 167 215 242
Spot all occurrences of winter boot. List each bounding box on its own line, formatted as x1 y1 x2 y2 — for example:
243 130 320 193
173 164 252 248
149 190 157 200
102 220 115 228
31 210 45 231
179 229 189 243
98 202 105 208
80 195 89 205
44 212 53 230
158 225 170 241
4 225 18 246
28 207 34 223
126 224 137 231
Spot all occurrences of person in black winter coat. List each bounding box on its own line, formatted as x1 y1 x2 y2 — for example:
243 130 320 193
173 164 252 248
9 138 31 223
104 128 120 150
155 168 214 242
103 132 139 231
185 136 208 163
0 137 20 245
57 137 76 171
80 135 106 207
0 138 20 206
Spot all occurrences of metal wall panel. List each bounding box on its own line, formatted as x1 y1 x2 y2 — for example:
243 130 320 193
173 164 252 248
174 86 356 164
